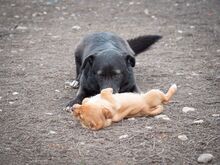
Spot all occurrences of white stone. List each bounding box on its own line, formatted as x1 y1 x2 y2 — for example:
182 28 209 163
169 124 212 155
197 153 214 163
190 25 195 29
0 109 2 112
178 134 188 141
72 25 81 30
155 114 171 121
119 134 128 139
17 26 28 30
129 2 134 5
49 130 57 134
182 107 196 113
9 101 14 105
12 92 19 95
212 114 220 117
177 30 183 34
193 119 204 124
145 126 153 129
55 89 60 93
45 113 53 115
216 49 220 53
144 9 149 15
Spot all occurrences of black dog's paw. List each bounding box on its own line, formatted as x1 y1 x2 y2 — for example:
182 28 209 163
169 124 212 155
64 80 79 89
64 99 79 112
71 80 79 89
63 106 73 113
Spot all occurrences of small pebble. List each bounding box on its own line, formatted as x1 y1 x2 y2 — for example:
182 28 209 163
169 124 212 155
0 109 2 112
72 25 81 30
45 113 53 115
197 153 214 163
129 2 134 5
182 107 196 113
128 117 135 121
145 126 153 129
177 30 183 34
155 114 171 121
178 134 188 141
119 134 128 139
17 26 28 30
9 101 14 105
12 92 19 95
49 130 57 134
144 9 149 15
212 114 220 117
216 49 220 53
0 96 2 100
193 119 204 124
55 89 60 93
190 25 195 29
79 142 85 145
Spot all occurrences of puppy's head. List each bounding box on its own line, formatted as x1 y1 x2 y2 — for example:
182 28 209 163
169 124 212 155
73 103 112 130
81 49 135 93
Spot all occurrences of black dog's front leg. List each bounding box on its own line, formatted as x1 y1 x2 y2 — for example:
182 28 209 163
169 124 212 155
65 87 87 112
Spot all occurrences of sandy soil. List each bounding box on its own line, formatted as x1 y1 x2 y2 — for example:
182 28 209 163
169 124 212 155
0 0 219 164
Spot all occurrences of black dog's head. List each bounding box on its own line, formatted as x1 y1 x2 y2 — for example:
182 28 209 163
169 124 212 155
81 49 135 93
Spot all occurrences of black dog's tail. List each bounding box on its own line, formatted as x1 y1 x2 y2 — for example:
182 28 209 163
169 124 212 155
127 35 162 55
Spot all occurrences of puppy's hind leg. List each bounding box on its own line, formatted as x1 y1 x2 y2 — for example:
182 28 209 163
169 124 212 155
144 105 164 117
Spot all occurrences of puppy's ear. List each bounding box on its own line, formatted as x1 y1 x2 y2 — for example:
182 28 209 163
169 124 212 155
125 55 135 67
102 108 113 119
81 55 95 69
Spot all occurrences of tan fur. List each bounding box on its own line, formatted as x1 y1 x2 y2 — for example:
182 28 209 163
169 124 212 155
73 84 177 130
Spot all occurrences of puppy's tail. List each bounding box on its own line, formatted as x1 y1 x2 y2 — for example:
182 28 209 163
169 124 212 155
164 84 177 103
127 35 162 55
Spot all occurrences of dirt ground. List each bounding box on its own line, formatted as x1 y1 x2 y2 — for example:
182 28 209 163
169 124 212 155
0 0 219 164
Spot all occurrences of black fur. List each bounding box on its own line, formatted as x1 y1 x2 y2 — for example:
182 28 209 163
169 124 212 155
66 32 161 109
127 35 162 55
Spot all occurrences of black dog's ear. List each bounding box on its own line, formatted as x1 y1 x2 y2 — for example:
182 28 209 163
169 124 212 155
125 55 136 67
81 55 95 69
127 35 162 55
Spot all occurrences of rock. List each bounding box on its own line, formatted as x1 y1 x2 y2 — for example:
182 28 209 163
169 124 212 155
12 92 19 95
177 30 183 34
119 134 128 139
155 114 171 121
178 134 188 141
55 89 60 93
0 109 2 112
144 9 149 15
129 2 134 5
182 107 196 113
45 112 53 115
17 26 28 30
72 25 81 30
49 130 57 134
197 153 214 163
145 126 153 129
193 119 204 124
9 101 14 105
212 114 220 117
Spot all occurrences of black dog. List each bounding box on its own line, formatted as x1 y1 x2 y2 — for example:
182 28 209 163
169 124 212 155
66 32 161 110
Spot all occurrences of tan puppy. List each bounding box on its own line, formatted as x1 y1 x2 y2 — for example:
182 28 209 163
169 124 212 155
73 84 177 130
